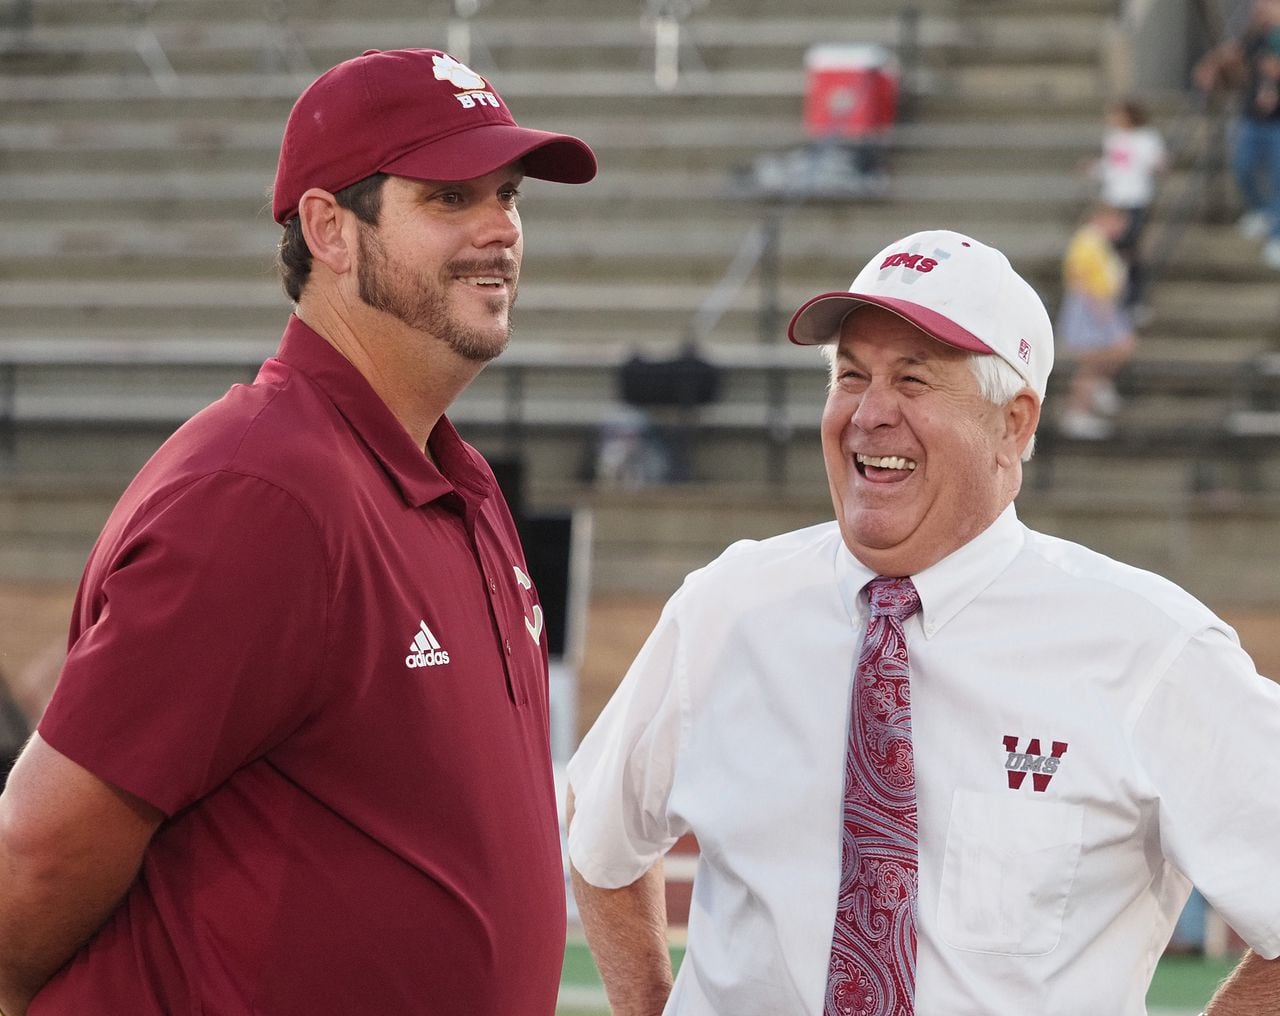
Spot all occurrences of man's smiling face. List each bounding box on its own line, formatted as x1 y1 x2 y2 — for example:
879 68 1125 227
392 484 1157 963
821 304 1023 576
355 167 524 363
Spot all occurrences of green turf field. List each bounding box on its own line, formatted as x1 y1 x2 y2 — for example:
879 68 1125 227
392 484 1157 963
556 939 1237 1015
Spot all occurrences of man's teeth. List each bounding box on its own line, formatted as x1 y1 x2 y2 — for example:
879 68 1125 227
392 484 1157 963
459 276 505 286
856 454 917 471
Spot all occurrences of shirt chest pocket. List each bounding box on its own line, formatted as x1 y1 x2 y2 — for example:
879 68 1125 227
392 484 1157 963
937 789 1084 956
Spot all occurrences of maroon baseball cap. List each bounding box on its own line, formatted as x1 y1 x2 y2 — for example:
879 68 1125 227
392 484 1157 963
272 48 597 224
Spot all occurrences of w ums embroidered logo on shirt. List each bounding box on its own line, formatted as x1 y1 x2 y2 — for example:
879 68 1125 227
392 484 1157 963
406 620 451 669
1002 735 1068 792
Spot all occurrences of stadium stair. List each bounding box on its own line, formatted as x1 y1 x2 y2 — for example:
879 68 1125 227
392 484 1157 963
0 0 1278 609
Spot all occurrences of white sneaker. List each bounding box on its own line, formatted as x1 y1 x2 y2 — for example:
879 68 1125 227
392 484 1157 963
1090 381 1122 417
1239 210 1270 239
1060 409 1113 439
1265 239 1280 270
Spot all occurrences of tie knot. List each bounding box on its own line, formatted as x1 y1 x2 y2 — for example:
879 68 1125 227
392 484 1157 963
867 576 921 620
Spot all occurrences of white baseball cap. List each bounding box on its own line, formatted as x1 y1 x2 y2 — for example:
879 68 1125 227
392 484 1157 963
787 229 1054 400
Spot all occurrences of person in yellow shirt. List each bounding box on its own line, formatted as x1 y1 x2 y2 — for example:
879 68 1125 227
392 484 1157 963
1055 204 1136 438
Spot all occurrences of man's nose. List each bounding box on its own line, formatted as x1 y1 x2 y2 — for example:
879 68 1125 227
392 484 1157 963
472 201 521 249
849 381 901 431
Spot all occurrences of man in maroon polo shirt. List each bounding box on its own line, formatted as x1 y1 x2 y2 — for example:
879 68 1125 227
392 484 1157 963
0 49 595 1015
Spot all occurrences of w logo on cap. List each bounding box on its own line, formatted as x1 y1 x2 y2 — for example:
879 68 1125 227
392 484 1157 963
432 53 485 90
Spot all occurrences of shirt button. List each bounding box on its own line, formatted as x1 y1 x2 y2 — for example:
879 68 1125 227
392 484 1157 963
505 639 512 655
489 579 497 593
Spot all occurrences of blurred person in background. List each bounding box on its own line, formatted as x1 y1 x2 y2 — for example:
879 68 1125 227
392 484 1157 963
0 48 594 1016
567 229 1280 1015
1089 98 1167 321
1195 0 1280 268
1056 202 1137 439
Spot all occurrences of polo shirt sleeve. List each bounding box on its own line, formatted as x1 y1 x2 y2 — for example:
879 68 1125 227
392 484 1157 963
567 584 691 890
1132 625 1280 958
39 471 331 817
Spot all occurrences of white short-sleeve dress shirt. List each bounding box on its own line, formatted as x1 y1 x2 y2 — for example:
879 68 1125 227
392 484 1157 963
567 506 1280 1016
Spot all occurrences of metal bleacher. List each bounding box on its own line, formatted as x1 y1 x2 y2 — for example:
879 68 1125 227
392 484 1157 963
2 0 1280 600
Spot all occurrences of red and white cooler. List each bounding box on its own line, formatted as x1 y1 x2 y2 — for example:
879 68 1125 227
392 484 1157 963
803 43 900 140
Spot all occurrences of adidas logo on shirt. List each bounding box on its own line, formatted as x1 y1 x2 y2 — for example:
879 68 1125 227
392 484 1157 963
405 620 451 669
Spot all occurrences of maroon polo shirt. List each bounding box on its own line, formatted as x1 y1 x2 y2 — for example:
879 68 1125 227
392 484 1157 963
36 317 565 1015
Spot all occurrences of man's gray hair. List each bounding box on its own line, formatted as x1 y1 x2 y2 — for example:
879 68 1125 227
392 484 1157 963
819 345 1038 461
968 352 1037 460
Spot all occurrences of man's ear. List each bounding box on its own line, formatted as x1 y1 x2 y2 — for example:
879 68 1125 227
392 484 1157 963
998 390 1041 467
297 188 355 277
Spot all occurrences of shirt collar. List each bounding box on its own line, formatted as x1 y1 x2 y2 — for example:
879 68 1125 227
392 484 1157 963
271 316 494 510
833 504 1025 637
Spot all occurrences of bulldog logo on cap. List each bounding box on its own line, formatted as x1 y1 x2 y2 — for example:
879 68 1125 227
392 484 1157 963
433 53 502 110
432 53 486 90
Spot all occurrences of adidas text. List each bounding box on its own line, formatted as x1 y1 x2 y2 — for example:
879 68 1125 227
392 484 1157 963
406 649 451 668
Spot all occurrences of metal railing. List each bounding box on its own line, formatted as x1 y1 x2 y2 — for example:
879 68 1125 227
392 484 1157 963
644 0 708 92
128 0 178 93
260 0 313 75
448 0 495 69
122 0 313 92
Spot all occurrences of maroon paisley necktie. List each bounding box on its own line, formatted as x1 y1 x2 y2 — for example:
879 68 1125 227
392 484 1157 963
824 576 922 1016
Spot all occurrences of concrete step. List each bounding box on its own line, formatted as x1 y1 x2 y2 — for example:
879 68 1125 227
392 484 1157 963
0 57 1104 121
0 534 100 584
583 485 833 594
580 484 1280 603
1016 491 1280 607
1 14 961 70
924 89 1112 119
5 333 1261 413
0 164 1098 212
8 472 1278 608
0 477 123 536
956 0 1114 13
0 210 1068 279
0 135 1104 180
5 86 1112 131
0 421 175 480
1153 282 1280 336
3 255 1276 352
937 60 1104 101
12 0 959 30
949 11 1109 54
0 66 807 102
9 271 1266 344
0 113 1112 162
1 330 1262 421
